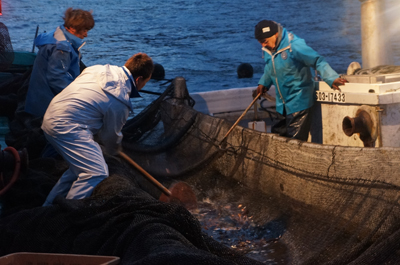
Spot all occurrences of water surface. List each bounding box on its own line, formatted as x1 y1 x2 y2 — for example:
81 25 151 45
2 0 399 94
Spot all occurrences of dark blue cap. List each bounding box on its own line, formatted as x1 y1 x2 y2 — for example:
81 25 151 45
255 20 278 40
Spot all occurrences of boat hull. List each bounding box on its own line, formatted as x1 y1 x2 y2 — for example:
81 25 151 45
130 100 400 238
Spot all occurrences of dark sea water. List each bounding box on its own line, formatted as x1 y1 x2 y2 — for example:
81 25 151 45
2 0 400 96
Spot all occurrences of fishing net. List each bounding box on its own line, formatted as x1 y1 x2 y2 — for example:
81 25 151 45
0 22 14 72
354 65 400 75
0 67 46 160
0 155 262 265
0 22 21 121
2 75 400 264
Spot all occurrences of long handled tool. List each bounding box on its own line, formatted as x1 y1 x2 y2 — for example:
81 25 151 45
219 92 262 148
31 25 39 53
119 151 171 196
118 151 198 209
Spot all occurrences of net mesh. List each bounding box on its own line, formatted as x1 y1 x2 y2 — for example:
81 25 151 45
1 72 400 264
354 65 400 75
0 22 14 72
0 156 262 265
0 22 20 122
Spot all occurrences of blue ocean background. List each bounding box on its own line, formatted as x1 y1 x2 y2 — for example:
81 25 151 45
2 0 400 94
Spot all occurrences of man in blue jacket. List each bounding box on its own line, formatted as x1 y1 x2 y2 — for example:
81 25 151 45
25 8 95 118
255 20 347 141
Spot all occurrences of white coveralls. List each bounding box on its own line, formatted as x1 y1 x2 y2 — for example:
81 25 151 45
41 64 136 206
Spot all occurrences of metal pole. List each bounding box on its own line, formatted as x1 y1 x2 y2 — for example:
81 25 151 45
32 25 39 53
359 0 393 68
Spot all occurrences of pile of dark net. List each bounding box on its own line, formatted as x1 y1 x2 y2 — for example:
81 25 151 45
0 22 14 72
0 156 262 265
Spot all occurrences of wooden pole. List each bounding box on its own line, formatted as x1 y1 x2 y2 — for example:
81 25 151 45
119 151 172 197
219 92 261 145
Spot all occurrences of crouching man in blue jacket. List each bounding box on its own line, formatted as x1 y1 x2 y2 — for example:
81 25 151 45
41 53 154 206
255 20 347 141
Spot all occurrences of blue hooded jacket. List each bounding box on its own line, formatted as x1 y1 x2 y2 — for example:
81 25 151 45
25 25 85 117
259 27 339 115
